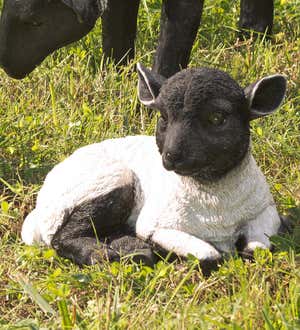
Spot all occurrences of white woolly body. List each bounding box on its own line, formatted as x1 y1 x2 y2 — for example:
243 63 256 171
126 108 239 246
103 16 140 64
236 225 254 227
22 136 280 258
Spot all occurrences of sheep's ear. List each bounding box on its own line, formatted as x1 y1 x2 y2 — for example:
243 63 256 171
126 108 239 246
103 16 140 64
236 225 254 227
61 0 106 24
244 74 287 120
137 63 165 107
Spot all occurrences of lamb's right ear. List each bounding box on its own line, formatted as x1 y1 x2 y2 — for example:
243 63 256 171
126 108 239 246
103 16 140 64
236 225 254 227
137 63 165 107
244 74 287 120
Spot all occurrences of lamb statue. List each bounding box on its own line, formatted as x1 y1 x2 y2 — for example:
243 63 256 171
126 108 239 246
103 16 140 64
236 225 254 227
22 64 287 272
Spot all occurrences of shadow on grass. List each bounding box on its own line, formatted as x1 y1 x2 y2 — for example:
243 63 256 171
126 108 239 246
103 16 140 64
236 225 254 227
271 206 300 255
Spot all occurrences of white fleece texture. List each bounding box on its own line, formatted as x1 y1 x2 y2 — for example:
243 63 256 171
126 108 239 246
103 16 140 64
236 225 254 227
22 136 280 258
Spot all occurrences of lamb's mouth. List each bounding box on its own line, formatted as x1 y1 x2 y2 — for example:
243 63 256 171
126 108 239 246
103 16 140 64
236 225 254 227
174 166 224 182
174 168 202 177
164 160 213 179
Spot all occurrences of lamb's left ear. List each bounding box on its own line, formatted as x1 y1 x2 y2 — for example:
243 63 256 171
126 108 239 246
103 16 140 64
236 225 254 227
61 0 106 24
137 63 166 107
244 74 287 120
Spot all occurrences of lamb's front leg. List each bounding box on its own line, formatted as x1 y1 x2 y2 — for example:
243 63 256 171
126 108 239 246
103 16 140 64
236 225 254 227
242 205 281 258
148 229 222 275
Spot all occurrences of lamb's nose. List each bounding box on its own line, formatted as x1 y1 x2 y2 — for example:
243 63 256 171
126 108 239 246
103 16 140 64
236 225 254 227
163 151 182 170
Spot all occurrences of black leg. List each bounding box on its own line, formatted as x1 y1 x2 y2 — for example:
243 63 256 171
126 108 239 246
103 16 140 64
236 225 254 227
152 0 204 78
109 235 157 266
101 0 140 66
52 236 120 265
51 171 137 265
239 0 274 38
278 215 293 235
52 233 157 266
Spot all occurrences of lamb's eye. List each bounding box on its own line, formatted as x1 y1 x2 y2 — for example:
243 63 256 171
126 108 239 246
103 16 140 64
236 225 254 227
30 21 42 27
32 21 42 27
208 112 226 126
23 19 42 27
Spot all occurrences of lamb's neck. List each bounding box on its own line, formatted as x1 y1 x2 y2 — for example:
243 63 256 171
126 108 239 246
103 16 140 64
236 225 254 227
180 150 254 193
176 149 273 223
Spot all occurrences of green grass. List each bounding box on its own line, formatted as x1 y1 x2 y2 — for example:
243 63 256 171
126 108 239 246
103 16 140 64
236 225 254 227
0 0 299 328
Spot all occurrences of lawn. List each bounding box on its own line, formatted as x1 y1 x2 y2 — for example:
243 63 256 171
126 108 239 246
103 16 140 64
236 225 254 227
0 0 299 328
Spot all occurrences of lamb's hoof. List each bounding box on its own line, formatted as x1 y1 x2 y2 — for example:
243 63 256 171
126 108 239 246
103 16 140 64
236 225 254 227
90 247 120 265
240 242 268 261
278 215 293 235
109 235 156 266
200 257 223 277
240 248 255 261
129 248 157 267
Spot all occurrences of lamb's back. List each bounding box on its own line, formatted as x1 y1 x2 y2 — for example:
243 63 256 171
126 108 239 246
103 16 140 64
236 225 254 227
22 136 164 245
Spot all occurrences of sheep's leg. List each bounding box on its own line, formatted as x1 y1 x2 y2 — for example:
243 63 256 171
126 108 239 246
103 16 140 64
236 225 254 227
241 206 281 258
51 234 155 266
152 0 204 78
101 0 140 66
51 170 154 266
51 236 119 265
239 0 274 38
150 229 221 260
51 174 135 265
109 235 157 266
148 228 222 275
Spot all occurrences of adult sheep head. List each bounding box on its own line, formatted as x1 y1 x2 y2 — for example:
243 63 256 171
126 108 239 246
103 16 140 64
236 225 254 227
137 63 286 182
0 0 106 79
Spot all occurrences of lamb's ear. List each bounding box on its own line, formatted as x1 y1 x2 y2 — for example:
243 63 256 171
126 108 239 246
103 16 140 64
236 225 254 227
137 63 165 107
61 0 106 24
244 74 287 120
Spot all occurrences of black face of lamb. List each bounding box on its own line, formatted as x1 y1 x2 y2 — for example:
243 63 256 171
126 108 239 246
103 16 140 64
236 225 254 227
138 64 286 182
154 69 250 181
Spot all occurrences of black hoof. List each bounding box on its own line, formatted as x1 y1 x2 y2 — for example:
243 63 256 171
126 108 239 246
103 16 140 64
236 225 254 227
128 248 157 267
109 235 157 266
200 257 223 277
90 247 120 265
278 215 294 235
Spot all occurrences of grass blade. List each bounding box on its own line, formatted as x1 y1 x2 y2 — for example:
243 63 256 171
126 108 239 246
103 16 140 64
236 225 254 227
14 273 56 316
57 299 73 330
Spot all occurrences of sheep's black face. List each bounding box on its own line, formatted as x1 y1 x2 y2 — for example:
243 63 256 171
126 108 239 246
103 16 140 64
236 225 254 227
0 0 99 79
154 69 250 181
138 64 286 182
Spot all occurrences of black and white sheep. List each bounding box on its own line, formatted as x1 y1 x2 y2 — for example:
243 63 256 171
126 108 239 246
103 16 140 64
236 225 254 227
21 64 287 267
0 0 274 79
